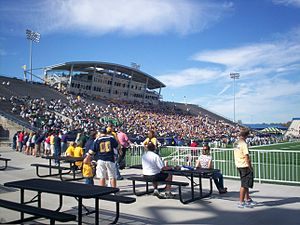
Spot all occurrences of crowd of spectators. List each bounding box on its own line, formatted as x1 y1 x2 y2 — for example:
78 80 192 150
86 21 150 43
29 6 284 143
7 93 286 147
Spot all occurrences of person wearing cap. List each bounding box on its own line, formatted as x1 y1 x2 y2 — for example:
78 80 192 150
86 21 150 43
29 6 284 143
195 145 227 194
233 128 257 208
83 127 118 188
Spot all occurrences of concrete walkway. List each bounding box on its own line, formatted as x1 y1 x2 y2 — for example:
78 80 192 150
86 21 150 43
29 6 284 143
0 146 299 225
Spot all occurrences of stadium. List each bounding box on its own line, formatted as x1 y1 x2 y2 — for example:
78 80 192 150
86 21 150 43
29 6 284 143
0 62 300 225
43 61 165 105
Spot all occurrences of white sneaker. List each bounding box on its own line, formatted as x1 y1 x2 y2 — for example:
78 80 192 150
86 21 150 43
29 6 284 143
164 191 176 199
153 189 160 197
246 198 257 207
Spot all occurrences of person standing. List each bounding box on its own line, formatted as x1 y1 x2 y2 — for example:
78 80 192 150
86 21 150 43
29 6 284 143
117 127 132 170
107 124 123 180
12 131 18 151
53 131 61 165
233 128 257 208
60 131 68 154
83 127 118 188
18 131 24 152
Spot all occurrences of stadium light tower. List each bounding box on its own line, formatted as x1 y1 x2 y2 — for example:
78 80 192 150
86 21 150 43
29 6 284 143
230 72 240 123
26 29 40 82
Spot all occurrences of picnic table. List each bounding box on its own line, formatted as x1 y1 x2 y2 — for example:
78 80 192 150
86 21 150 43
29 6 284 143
31 155 85 181
4 178 119 225
163 167 218 204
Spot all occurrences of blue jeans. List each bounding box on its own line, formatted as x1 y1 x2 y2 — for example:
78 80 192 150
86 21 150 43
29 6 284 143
212 171 224 190
85 177 94 185
115 155 122 179
54 146 61 164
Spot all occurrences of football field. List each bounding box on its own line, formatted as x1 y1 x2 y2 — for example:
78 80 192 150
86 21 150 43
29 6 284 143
250 141 300 151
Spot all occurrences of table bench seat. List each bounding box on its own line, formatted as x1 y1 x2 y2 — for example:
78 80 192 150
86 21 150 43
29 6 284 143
98 194 136 224
0 199 76 225
0 157 11 170
31 163 71 178
127 176 189 197
31 163 70 170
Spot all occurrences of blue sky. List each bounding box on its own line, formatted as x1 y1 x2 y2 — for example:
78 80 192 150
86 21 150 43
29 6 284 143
1 0 300 123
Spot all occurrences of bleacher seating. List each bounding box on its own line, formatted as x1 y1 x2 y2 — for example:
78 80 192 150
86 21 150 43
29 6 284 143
285 118 300 137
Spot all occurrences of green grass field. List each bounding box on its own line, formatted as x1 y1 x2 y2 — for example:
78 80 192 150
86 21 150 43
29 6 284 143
250 141 300 150
126 142 300 184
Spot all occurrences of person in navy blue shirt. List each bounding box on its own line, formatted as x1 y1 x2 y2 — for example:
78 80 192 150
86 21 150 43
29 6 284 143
83 127 118 188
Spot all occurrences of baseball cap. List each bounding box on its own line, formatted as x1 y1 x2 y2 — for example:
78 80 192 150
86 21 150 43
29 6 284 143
100 127 107 134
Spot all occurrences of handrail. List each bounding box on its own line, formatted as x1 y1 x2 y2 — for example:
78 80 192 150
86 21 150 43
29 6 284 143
0 110 37 131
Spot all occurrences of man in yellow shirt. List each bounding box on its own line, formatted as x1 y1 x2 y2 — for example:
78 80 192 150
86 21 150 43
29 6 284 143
233 128 257 208
74 142 84 168
65 142 76 157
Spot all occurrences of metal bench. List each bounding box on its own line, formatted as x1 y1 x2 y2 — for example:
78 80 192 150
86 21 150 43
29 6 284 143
127 176 189 197
99 194 136 224
0 157 11 170
30 163 71 178
0 199 76 225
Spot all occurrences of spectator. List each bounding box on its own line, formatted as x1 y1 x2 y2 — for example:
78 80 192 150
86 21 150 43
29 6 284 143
84 127 119 188
107 124 123 180
53 131 61 165
12 131 19 151
65 141 76 156
233 128 257 208
117 126 132 170
60 131 68 154
142 142 175 199
143 130 160 154
74 141 84 168
195 145 227 194
82 158 94 185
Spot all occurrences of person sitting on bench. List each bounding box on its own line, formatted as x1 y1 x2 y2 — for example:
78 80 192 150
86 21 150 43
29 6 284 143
142 142 175 199
195 145 227 194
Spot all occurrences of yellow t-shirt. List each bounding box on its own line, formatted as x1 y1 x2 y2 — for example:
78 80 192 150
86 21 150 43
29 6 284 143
233 139 249 168
50 135 55 145
82 163 93 178
65 146 75 157
143 137 158 147
74 146 83 167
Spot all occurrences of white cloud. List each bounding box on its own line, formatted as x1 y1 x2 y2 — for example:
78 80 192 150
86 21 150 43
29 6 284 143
170 28 300 122
217 84 231 96
192 42 300 76
0 0 233 36
272 0 300 7
157 68 222 87
189 77 300 123
159 28 300 89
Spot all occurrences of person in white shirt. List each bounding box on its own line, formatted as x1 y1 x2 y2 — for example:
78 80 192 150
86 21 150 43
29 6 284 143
195 145 227 194
142 142 174 199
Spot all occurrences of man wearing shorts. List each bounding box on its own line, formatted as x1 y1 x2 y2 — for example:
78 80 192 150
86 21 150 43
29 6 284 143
142 142 174 199
84 127 118 188
233 128 257 208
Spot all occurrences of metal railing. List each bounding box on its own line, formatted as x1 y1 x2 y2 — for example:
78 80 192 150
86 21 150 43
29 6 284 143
127 145 300 184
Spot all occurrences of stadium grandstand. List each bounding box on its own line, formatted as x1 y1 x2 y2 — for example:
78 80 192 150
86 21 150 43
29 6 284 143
2 60 291 147
285 118 300 138
43 61 165 105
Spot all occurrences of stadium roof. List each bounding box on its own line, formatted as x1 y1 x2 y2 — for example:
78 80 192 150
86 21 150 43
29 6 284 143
44 61 166 89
